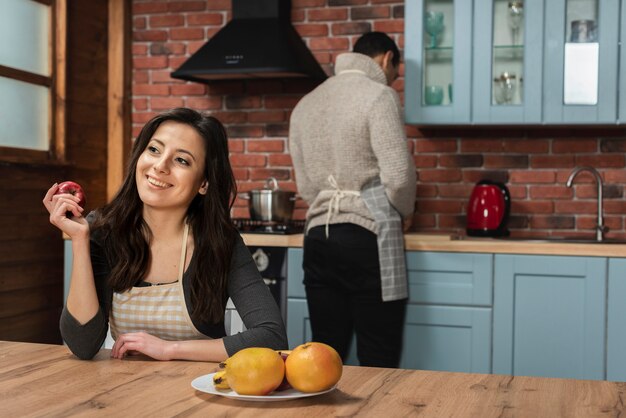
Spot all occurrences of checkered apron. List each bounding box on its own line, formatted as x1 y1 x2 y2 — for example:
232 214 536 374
109 223 207 341
360 177 408 302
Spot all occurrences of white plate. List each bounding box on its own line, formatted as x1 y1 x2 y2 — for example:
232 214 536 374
191 372 336 402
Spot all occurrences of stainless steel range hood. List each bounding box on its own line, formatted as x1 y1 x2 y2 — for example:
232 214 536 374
171 0 327 82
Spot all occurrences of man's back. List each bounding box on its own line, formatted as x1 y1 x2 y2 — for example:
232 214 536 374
289 52 416 233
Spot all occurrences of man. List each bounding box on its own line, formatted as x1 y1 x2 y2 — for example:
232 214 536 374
288 32 416 368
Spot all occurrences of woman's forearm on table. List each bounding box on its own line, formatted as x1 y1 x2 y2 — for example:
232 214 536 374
168 339 229 362
66 236 100 324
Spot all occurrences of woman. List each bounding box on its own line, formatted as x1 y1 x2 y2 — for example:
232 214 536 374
44 108 287 361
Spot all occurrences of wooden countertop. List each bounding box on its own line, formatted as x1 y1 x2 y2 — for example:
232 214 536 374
63 231 626 257
242 233 626 257
1 341 624 417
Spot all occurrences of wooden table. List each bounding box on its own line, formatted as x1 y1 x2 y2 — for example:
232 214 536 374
1 341 625 417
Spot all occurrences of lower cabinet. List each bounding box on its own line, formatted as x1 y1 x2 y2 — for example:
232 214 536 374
401 304 491 372
286 248 493 372
287 247 625 381
608 258 626 382
403 252 493 373
493 254 607 380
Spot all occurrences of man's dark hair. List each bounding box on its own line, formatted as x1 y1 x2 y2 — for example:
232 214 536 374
353 32 400 67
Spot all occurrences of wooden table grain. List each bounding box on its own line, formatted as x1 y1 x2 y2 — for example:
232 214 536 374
1 341 625 417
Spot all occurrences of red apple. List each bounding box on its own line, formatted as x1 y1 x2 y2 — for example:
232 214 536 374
55 181 86 217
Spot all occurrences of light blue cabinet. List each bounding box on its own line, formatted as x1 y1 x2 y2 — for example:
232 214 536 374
607 258 626 382
472 0 543 123
401 304 491 372
286 249 492 372
405 0 624 125
405 251 492 306
621 4 626 123
403 251 492 372
493 254 607 380
405 0 473 124
543 0 620 123
287 248 623 379
286 299 311 349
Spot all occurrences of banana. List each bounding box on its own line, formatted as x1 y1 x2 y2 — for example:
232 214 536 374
213 370 230 390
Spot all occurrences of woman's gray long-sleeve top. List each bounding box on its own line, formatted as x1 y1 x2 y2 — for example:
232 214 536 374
60 226 288 360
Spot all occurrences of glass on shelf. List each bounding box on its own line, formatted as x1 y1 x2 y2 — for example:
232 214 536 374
424 11 444 48
570 19 597 43
422 0 454 107
492 0 524 106
565 0 599 44
508 1 524 46
424 85 444 105
493 72 517 105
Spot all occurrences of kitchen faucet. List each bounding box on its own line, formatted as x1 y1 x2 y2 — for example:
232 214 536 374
566 166 607 241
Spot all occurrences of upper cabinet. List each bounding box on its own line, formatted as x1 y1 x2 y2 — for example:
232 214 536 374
404 0 624 125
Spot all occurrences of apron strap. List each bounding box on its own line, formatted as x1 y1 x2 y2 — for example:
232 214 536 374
176 222 204 337
324 175 360 238
177 223 189 281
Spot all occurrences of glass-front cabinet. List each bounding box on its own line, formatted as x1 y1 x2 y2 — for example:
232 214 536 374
543 0 619 123
405 0 472 123
621 3 626 122
405 0 624 125
472 0 543 123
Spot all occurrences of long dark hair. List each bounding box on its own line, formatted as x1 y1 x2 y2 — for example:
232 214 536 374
92 108 237 323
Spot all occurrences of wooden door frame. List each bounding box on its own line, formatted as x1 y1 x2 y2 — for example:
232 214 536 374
107 0 131 201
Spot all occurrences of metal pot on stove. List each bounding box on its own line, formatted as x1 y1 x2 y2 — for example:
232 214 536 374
239 177 297 223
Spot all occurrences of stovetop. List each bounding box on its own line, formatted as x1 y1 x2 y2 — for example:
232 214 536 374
232 218 305 235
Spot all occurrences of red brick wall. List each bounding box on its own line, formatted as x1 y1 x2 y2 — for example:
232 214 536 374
131 0 626 239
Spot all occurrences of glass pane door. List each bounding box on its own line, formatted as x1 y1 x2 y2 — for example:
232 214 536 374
472 0 542 123
423 0 454 107
563 0 599 105
491 0 524 106
543 0 619 123
620 0 626 123
405 0 472 124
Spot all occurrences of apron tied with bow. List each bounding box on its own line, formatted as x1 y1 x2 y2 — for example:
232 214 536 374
323 175 360 238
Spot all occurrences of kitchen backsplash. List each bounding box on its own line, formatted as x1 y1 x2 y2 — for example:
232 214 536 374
131 0 626 238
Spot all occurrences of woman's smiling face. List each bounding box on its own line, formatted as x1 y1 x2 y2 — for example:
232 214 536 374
135 121 208 212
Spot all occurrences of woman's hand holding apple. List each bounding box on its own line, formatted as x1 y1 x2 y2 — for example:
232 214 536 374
43 182 89 239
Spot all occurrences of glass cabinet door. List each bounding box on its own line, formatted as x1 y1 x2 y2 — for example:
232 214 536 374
405 0 472 124
472 0 543 123
620 1 626 123
543 0 619 123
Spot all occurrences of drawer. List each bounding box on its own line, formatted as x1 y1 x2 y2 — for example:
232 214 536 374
406 252 493 306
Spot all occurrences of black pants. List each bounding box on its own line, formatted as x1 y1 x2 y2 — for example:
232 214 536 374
303 224 406 368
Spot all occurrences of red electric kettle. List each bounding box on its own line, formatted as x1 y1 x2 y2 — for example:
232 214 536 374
466 180 510 237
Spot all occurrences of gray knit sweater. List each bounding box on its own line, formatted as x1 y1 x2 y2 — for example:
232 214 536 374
289 52 416 233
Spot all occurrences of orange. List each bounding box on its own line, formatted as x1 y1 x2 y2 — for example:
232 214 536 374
285 342 343 393
223 347 285 396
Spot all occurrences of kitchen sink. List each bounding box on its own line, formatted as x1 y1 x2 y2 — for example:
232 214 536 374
451 235 626 244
